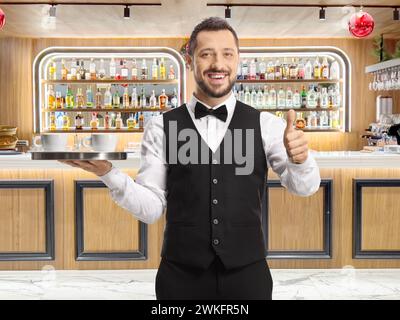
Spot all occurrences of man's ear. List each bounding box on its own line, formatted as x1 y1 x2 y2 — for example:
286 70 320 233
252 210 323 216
185 54 193 71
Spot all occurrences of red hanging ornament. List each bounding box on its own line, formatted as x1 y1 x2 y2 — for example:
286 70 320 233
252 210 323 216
348 8 374 38
0 8 6 30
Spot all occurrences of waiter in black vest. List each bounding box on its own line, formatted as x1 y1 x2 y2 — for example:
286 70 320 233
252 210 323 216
60 17 320 300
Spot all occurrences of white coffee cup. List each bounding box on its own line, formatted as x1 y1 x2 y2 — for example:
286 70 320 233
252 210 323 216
33 134 68 151
82 133 118 152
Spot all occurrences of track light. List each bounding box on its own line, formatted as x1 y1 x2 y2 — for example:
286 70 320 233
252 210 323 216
319 7 325 20
394 7 399 21
49 5 56 18
225 6 231 19
124 5 130 19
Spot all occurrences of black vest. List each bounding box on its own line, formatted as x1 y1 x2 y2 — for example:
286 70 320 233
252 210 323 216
162 101 268 270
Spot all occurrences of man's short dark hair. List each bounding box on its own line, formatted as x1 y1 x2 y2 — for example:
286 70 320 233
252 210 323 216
188 17 239 56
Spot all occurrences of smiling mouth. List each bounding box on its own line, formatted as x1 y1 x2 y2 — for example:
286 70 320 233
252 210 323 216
206 72 229 81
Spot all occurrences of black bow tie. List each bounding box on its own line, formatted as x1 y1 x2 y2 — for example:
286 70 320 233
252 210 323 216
194 102 228 122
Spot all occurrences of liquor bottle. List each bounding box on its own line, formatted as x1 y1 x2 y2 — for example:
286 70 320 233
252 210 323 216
300 85 307 108
152 58 158 80
289 58 297 80
104 112 111 129
76 88 84 108
140 88 147 108
286 87 293 109
313 57 321 79
330 110 340 129
282 58 289 80
320 111 329 127
141 59 148 80
56 112 64 129
249 59 257 80
95 87 102 108
131 59 138 80
49 112 57 131
170 88 178 108
47 85 56 110
266 60 275 80
321 57 329 79
256 87 263 109
307 111 318 128
131 87 139 108
295 112 306 129
139 112 144 130
90 112 98 130
70 58 77 80
292 89 301 108
99 59 106 79
89 58 96 80
244 86 251 105
238 85 244 103
274 59 282 80
307 85 317 108
75 60 82 80
158 89 168 109
168 65 175 80
159 58 166 80
123 87 130 108
115 59 122 80
320 87 329 108
236 61 243 80
110 58 116 79
269 86 277 108
262 85 269 108
304 59 312 80
86 86 94 108
241 59 249 80
115 112 123 129
297 58 305 80
330 60 340 80
79 61 86 80
127 113 136 130
48 59 56 80
258 58 266 80
55 91 63 109
121 59 129 80
149 90 157 108
250 86 257 107
277 87 286 108
61 59 68 80
65 86 74 109
62 113 70 130
104 86 112 109
334 84 341 107
112 88 120 108
75 112 84 130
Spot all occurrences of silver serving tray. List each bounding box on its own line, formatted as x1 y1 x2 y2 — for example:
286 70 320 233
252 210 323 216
30 151 127 160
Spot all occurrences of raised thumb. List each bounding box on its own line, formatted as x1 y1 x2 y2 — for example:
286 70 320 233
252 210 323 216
285 109 296 132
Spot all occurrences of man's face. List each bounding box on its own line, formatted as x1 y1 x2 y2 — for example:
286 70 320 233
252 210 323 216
189 30 239 99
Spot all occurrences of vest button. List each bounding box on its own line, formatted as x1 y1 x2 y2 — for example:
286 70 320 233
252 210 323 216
212 178 218 184
212 159 218 164
213 218 219 225
212 199 218 205
213 238 220 245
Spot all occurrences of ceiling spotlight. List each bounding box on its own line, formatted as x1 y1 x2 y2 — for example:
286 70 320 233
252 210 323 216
124 5 130 19
319 7 326 20
225 6 231 19
394 7 399 21
49 5 56 18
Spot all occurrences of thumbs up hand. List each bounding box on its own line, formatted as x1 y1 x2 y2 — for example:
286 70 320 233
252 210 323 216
283 109 309 164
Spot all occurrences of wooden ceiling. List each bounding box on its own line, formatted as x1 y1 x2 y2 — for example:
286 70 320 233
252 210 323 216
0 0 399 38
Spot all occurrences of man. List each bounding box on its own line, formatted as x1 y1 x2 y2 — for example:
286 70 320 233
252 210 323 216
61 17 320 300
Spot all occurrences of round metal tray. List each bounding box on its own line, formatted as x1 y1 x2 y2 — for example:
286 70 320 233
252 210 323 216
30 151 127 160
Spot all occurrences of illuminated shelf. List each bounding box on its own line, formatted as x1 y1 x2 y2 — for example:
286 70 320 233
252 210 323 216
42 107 167 112
44 127 144 133
301 128 341 132
236 79 341 84
42 79 178 84
258 107 339 112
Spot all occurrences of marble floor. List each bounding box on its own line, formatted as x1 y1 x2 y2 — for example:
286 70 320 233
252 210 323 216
0 267 400 300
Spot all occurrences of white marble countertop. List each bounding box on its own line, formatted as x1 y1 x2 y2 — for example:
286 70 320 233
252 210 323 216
0 150 399 169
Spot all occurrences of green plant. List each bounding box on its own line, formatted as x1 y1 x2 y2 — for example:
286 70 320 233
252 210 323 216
371 35 391 62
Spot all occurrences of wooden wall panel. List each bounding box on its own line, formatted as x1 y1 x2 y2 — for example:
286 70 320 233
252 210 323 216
0 188 46 252
268 188 324 251
83 188 139 252
361 186 400 250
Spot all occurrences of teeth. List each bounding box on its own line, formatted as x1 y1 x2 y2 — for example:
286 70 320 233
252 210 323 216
209 74 225 79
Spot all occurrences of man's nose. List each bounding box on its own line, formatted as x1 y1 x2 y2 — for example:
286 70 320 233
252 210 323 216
210 52 224 69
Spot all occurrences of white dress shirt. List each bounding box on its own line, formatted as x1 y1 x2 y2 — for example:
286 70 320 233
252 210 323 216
100 93 321 224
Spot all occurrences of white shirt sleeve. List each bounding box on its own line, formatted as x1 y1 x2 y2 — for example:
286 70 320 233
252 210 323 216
260 112 321 196
99 115 167 224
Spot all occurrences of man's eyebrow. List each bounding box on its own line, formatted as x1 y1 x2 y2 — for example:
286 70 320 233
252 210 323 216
198 48 215 53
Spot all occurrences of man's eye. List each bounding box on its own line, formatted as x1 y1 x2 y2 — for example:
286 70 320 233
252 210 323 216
201 53 210 57
224 52 233 57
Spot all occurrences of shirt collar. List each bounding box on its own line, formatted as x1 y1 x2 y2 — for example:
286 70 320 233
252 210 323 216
187 91 236 115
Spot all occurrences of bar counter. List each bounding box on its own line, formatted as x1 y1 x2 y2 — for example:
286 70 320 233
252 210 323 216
0 151 400 270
